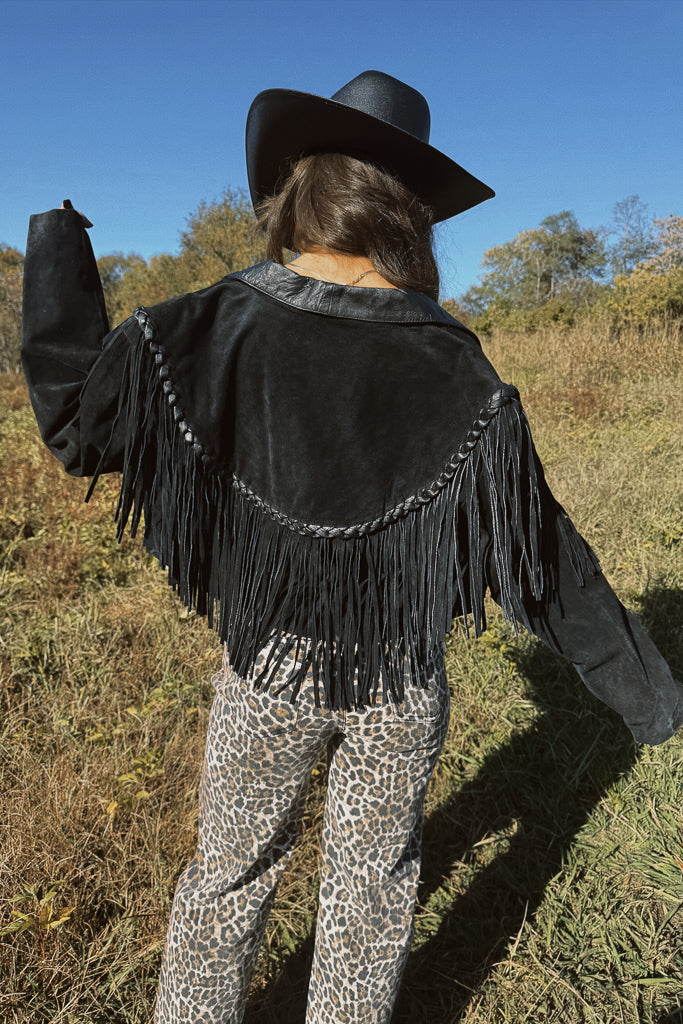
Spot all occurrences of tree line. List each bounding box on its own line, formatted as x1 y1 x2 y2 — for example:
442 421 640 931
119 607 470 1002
459 198 683 332
1 192 682 371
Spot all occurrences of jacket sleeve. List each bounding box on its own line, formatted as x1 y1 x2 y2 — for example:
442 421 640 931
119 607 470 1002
21 208 137 476
485 410 683 747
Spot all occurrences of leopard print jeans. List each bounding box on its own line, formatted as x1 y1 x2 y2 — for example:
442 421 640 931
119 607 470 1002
154 639 451 1024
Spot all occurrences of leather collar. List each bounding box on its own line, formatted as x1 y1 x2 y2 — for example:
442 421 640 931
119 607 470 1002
232 259 468 330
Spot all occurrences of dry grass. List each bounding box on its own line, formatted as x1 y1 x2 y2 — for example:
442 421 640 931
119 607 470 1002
1 317 682 1022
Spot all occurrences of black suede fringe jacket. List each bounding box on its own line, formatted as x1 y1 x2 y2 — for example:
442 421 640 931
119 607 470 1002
21 208 683 744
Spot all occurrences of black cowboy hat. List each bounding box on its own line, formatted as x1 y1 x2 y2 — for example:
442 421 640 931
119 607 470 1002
245 70 494 223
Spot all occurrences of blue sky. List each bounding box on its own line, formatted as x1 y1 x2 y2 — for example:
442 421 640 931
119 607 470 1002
2 0 681 299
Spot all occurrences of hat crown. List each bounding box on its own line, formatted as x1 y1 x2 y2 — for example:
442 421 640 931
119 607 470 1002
331 71 431 145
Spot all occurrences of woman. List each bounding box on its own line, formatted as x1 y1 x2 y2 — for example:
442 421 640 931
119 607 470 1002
22 71 682 1024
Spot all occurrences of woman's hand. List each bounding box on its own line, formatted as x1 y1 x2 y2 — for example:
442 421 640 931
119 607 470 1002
61 199 93 228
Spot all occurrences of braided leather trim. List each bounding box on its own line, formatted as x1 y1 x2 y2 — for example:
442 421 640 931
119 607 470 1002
232 384 520 539
134 308 207 460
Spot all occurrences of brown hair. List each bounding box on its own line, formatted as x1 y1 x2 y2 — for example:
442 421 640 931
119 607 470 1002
255 153 440 301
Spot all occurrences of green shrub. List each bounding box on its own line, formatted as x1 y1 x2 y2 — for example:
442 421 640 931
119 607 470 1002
602 266 683 326
472 297 578 335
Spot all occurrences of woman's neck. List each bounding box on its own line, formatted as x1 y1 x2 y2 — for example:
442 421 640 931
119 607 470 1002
285 250 398 289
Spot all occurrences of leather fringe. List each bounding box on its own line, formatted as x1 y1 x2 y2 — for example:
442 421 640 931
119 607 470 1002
90 309 600 711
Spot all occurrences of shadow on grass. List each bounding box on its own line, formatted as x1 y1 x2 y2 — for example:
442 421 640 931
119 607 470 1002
657 1010 683 1024
244 586 681 1023
393 650 636 1023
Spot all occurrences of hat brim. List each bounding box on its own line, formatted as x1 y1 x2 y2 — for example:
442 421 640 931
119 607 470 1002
246 89 495 224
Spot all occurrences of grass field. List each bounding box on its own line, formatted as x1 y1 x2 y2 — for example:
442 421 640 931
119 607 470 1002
1 317 682 1023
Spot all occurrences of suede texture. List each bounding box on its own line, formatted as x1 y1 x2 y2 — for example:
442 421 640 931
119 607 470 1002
144 262 502 526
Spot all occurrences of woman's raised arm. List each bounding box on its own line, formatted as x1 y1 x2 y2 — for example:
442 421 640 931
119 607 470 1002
21 206 136 476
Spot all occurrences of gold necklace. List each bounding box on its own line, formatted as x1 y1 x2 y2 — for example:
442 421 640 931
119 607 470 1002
286 262 378 286
347 269 377 286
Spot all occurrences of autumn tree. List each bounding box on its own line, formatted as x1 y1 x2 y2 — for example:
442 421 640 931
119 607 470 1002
639 215 683 273
604 214 683 325
607 266 683 324
460 211 606 316
97 251 197 325
96 189 267 325
608 195 655 276
177 187 268 288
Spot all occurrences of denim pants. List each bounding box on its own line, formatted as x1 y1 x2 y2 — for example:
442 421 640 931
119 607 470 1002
154 640 451 1024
